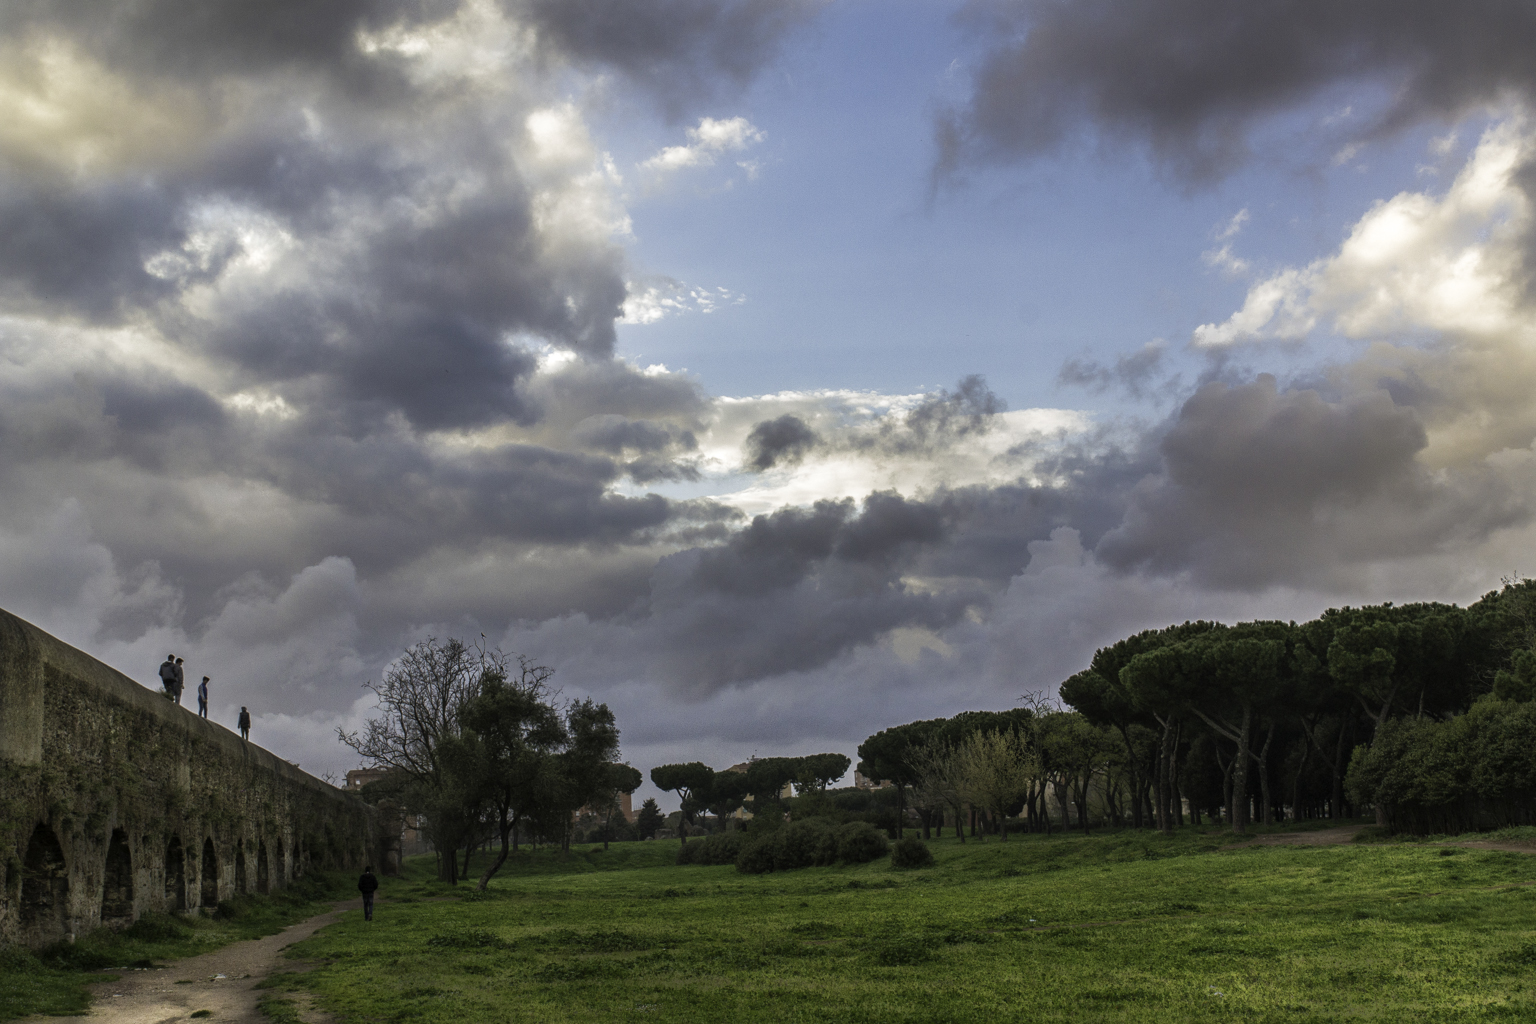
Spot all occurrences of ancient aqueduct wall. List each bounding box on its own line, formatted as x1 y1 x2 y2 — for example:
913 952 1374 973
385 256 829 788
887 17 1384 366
0 608 376 948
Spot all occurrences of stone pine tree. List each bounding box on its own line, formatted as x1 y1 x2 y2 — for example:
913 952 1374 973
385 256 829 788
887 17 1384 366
650 762 714 843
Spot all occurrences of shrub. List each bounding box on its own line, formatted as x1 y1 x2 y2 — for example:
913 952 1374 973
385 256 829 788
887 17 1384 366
890 837 935 869
734 818 890 874
1346 698 1536 834
836 822 890 864
676 831 747 866
732 837 773 874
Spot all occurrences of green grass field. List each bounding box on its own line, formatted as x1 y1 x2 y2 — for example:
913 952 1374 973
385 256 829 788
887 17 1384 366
255 824 1536 1023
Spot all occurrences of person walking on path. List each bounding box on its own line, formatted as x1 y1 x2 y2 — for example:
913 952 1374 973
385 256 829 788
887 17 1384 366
197 677 210 718
173 657 186 705
158 655 178 699
238 706 251 741
358 865 379 921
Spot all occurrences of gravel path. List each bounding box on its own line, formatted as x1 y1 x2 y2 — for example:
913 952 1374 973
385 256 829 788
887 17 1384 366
18 899 363 1024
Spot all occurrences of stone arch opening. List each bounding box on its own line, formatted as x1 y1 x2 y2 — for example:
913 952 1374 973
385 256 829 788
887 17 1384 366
275 839 286 885
102 829 134 927
235 845 247 895
200 839 218 908
21 823 69 945
164 836 186 912
256 840 269 894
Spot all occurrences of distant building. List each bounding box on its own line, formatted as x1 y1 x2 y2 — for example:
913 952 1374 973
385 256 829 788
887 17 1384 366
345 767 431 857
345 767 388 791
572 790 636 824
853 770 891 790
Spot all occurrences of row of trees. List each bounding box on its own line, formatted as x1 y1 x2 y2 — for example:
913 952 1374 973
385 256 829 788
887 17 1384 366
856 578 1536 836
648 754 853 840
340 637 641 886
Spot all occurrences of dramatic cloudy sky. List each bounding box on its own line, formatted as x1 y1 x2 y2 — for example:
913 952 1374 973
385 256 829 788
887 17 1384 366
4 0 1536 806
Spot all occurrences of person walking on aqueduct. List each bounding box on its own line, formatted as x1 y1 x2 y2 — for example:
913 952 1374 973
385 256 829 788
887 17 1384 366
238 706 251 741
158 654 177 698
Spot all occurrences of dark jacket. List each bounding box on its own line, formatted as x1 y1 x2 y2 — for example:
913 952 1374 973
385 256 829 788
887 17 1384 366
358 871 379 894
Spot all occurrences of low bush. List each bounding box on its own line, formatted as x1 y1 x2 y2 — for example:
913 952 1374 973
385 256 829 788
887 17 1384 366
733 818 890 874
676 831 747 866
890 836 936 869
836 822 889 864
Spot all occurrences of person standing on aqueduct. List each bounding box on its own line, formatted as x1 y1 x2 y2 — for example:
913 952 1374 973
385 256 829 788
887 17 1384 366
197 676 210 718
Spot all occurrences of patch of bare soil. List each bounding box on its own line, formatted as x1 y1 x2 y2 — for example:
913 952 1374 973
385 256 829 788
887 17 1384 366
16 899 365 1024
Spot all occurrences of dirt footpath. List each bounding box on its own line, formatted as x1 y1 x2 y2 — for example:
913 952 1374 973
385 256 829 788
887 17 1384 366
18 899 362 1024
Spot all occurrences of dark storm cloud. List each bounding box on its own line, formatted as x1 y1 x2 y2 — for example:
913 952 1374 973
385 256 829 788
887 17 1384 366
573 415 692 454
901 373 1005 444
639 495 980 689
1096 375 1528 586
7 0 449 84
521 0 820 114
744 413 818 470
0 184 185 321
941 0 1536 181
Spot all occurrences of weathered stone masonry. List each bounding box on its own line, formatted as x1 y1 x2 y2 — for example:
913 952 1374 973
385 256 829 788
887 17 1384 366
0 608 375 948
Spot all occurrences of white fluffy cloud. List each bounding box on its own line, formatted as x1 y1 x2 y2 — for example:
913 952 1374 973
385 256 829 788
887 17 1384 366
1193 117 1534 350
640 115 765 174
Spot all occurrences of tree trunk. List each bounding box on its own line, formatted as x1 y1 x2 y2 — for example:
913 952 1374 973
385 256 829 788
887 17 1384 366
1157 717 1176 833
477 807 513 890
1254 721 1275 826
1116 725 1144 830
1231 705 1253 834
1332 721 1349 820
1290 731 1310 823
1170 721 1184 827
1215 742 1233 825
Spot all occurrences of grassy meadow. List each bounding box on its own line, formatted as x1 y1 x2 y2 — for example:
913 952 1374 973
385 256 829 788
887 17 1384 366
257 824 1536 1023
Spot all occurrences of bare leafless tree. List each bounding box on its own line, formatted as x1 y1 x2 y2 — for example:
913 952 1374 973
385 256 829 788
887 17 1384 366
339 636 512 882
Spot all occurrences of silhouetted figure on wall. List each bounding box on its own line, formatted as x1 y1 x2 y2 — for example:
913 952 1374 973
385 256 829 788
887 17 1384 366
158 655 177 699
197 677 210 718
358 865 379 921
238 706 251 741
173 657 186 705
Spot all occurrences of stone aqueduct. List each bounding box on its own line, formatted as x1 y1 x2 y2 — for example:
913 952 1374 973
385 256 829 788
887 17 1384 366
0 608 376 948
